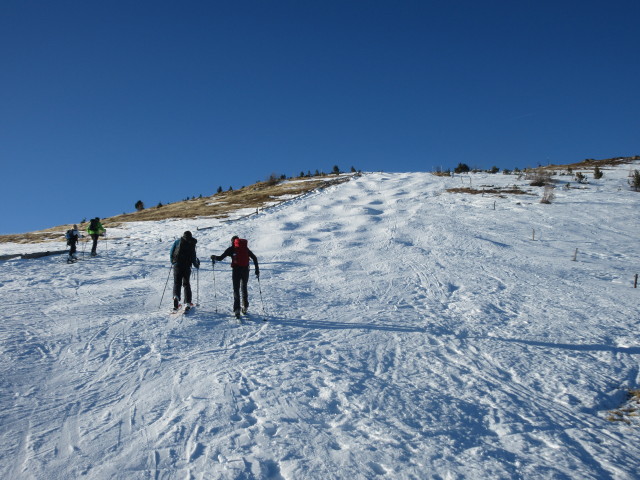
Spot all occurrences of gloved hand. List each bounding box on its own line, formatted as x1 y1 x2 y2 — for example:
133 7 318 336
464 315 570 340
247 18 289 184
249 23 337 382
210 255 216 263
194 258 200 269
255 268 260 278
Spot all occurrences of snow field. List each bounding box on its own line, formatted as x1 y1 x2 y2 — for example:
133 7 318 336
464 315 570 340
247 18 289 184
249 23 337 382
1 164 639 479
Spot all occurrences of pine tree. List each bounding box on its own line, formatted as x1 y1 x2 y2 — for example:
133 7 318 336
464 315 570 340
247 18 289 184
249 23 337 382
454 163 470 174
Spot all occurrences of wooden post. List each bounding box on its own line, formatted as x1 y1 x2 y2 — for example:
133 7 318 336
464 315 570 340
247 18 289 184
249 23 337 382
635 274 638 288
572 248 578 261
532 228 535 241
493 201 496 210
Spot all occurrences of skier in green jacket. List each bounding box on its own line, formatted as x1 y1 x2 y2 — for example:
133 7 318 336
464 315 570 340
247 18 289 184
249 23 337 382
86 217 106 256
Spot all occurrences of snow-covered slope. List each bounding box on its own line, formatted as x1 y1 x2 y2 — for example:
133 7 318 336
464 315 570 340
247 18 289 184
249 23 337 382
1 164 639 479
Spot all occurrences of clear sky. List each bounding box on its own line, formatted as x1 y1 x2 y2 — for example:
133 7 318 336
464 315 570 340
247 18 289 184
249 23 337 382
1 0 638 234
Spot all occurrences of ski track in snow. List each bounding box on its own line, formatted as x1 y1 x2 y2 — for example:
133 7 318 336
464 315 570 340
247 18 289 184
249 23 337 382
1 166 640 479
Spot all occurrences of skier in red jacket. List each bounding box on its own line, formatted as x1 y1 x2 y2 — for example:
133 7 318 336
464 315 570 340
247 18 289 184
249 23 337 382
211 236 259 318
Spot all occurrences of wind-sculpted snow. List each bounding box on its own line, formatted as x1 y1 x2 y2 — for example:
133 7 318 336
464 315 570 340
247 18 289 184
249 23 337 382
1 165 640 479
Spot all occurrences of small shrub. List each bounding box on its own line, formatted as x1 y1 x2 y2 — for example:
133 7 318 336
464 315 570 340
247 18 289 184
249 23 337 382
593 166 603 179
629 170 640 192
332 165 341 175
575 172 588 184
527 170 552 187
265 174 279 186
135 200 145 211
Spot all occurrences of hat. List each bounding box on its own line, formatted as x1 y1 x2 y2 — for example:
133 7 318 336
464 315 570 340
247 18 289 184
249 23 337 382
184 231 193 239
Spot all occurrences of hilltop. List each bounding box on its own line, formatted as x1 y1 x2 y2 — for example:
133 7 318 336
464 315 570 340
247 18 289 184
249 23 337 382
2 156 638 247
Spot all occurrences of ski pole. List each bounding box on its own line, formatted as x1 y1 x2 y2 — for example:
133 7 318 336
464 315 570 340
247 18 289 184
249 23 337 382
159 264 173 309
257 275 267 315
196 268 200 306
212 259 218 313
82 236 87 260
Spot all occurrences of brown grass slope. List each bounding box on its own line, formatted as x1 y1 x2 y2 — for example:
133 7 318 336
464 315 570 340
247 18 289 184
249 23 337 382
543 155 639 171
445 155 639 196
1 175 356 244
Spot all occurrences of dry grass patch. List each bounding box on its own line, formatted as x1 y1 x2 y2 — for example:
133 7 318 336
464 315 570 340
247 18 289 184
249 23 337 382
447 186 530 197
530 155 639 176
1 175 356 244
606 389 640 425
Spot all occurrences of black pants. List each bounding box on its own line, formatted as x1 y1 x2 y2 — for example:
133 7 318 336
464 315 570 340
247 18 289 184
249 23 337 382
69 241 77 256
173 266 192 304
90 234 99 254
232 266 250 312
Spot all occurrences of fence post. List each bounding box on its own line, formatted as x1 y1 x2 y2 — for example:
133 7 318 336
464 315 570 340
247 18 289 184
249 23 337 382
572 248 578 261
635 274 638 288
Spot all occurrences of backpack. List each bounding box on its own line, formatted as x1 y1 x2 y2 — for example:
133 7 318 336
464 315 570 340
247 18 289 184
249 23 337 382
173 237 196 266
65 229 76 246
89 219 100 232
232 238 250 267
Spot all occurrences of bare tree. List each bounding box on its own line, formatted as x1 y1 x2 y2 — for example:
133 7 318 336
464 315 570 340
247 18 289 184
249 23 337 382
540 185 555 204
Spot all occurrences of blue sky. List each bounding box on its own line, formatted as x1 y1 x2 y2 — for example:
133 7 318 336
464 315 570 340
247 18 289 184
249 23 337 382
1 1 638 234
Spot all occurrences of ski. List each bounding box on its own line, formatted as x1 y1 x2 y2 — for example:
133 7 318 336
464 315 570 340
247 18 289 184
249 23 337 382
183 304 195 315
233 311 266 322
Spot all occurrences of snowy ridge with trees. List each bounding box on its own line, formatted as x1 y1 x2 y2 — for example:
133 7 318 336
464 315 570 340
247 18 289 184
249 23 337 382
1 161 639 479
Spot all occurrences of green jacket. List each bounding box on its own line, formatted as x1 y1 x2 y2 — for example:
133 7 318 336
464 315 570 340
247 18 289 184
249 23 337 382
87 221 105 236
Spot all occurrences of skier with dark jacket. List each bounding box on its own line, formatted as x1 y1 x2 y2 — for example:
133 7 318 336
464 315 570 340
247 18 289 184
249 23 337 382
211 236 259 318
170 231 200 311
65 225 82 263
